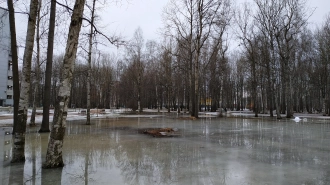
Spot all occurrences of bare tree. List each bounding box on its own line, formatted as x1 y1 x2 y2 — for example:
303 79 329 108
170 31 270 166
160 40 173 113
163 0 231 118
275 0 308 118
235 2 260 117
253 0 309 118
126 27 144 113
39 0 56 132
144 40 160 111
6 0 20 141
163 0 194 115
11 0 39 163
86 0 96 125
43 0 86 168
315 15 330 115
30 0 44 126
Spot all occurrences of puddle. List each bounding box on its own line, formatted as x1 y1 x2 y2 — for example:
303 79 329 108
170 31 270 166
1 117 330 184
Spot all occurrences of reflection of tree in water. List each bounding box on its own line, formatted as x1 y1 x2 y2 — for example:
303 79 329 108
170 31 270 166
302 169 330 185
6 128 63 185
112 138 230 185
8 163 24 185
211 119 330 184
211 120 329 166
24 129 45 185
6 118 330 184
61 118 330 184
320 169 330 184
113 140 179 185
65 124 104 184
63 119 227 185
13 129 43 185
63 118 238 185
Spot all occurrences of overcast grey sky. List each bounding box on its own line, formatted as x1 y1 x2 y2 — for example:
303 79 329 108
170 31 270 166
103 0 329 41
103 0 168 41
1 0 329 60
102 0 330 55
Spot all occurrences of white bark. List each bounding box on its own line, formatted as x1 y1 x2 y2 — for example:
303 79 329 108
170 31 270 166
11 0 38 163
43 0 86 168
30 0 42 126
86 0 96 125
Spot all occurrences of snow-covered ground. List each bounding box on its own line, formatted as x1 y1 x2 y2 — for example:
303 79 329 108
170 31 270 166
0 108 121 127
227 110 330 120
0 108 170 127
0 108 329 127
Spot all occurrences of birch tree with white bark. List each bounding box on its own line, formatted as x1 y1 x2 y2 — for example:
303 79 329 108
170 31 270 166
43 0 86 168
86 0 96 125
30 0 46 126
11 0 39 163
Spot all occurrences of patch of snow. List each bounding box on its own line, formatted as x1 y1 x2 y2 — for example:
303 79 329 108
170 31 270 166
293 117 301 122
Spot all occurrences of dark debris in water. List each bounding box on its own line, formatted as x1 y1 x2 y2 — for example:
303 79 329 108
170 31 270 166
139 128 180 137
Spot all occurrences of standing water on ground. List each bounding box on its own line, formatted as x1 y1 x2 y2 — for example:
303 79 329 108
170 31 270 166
1 116 330 185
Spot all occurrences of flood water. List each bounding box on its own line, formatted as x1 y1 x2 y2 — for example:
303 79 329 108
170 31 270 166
1 115 330 185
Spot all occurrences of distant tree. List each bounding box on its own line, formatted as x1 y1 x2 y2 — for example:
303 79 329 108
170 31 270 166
70 62 87 108
315 15 330 115
290 31 311 114
253 0 309 118
126 27 145 112
144 40 160 110
160 40 173 113
118 61 137 110
89 53 115 109
235 3 260 116
163 0 232 118
86 0 96 125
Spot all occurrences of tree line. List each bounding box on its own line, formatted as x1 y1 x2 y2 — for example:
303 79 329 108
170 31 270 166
2 0 329 168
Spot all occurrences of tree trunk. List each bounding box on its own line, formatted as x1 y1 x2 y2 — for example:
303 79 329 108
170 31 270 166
138 60 142 113
275 82 282 119
30 88 37 125
43 0 85 168
189 61 194 116
167 86 170 113
286 74 293 118
194 58 199 118
11 0 39 163
7 0 19 134
86 0 96 125
251 57 258 117
266 61 273 117
40 0 56 132
322 97 327 116
156 85 160 112
30 0 42 126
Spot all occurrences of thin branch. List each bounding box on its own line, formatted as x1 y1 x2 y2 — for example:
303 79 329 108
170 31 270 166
0 7 30 15
55 0 125 47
